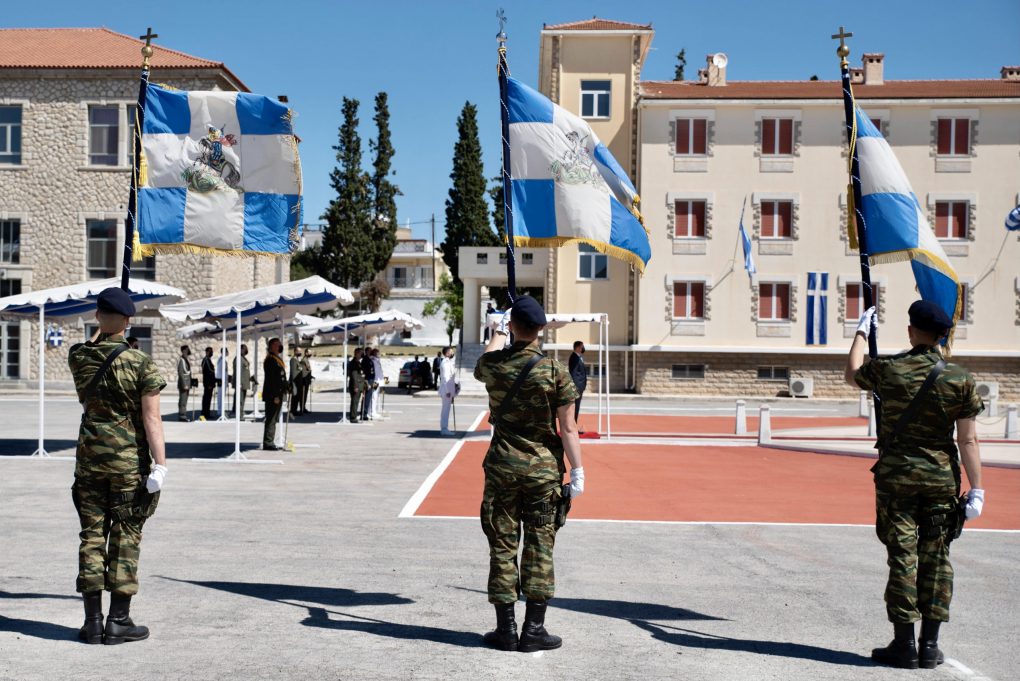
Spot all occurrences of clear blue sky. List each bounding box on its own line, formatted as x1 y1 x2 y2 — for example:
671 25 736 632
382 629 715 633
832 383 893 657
6 0 1019 241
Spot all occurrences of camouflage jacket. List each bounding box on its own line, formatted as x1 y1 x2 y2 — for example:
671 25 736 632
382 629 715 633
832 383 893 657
68 333 167 477
474 340 578 480
855 345 983 493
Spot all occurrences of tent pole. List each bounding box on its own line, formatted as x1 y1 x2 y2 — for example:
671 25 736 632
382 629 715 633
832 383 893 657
276 317 285 448
605 316 611 441
32 304 49 457
229 309 245 460
217 326 227 421
339 324 350 424
597 317 603 436
252 332 261 419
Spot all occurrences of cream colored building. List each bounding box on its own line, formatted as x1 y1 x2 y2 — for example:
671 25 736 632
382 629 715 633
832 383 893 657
379 225 453 345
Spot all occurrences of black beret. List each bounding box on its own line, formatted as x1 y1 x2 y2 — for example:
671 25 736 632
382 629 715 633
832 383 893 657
96 287 136 317
908 299 952 333
511 295 547 327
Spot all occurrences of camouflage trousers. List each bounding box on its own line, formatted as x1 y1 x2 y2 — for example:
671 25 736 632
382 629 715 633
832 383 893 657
875 490 955 623
71 474 157 595
480 466 562 604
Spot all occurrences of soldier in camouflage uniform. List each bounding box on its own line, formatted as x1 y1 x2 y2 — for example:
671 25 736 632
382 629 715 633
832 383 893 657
473 296 585 652
67 288 168 645
846 300 985 669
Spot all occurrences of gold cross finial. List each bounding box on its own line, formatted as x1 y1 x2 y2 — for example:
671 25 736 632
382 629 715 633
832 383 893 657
831 26 852 64
139 27 158 67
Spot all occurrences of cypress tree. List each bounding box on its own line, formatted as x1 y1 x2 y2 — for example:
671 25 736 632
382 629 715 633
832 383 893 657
441 102 499 284
489 176 508 245
369 92 400 275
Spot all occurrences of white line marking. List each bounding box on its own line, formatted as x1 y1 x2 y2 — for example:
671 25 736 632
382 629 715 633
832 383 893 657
946 658 975 675
397 409 487 518
945 657 997 681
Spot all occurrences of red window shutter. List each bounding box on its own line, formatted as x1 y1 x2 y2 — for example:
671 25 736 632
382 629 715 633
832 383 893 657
937 119 952 155
777 202 792 237
761 202 775 238
676 119 690 154
690 283 705 318
846 284 861 319
673 282 684 317
951 202 968 238
954 119 969 155
935 202 949 238
870 117 882 133
874 284 881 311
776 284 791 319
692 119 707 154
762 119 776 155
692 202 706 237
959 284 968 321
778 119 793 154
758 284 771 318
675 201 689 237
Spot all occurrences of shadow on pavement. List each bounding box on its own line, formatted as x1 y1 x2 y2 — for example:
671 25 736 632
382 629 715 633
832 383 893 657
630 620 876 667
553 597 727 622
0 439 76 456
399 431 463 439
301 607 482 648
0 590 79 601
163 442 265 459
0 615 79 641
161 578 414 608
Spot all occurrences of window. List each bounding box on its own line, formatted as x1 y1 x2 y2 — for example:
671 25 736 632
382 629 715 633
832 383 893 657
389 266 408 288
0 219 20 264
86 219 117 278
936 118 970 156
1 279 22 379
127 104 138 167
671 364 705 380
578 243 608 280
674 200 706 238
760 201 792 239
126 325 152 355
675 118 707 155
672 282 705 320
757 366 790 381
580 80 611 119
476 253 488 264
761 118 793 155
134 254 156 281
88 105 119 166
0 105 22 165
959 283 971 324
934 201 968 239
522 253 534 265
845 283 882 320
869 117 882 132
758 283 791 321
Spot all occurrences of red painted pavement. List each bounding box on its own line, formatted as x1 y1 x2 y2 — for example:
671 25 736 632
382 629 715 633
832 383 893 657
473 412 864 435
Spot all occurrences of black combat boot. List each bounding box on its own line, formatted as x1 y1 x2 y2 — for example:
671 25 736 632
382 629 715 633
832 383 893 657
919 619 945 669
78 591 104 644
871 621 919 669
517 600 562 653
482 602 518 651
104 592 149 645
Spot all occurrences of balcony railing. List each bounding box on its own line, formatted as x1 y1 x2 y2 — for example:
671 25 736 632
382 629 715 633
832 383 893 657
388 273 434 290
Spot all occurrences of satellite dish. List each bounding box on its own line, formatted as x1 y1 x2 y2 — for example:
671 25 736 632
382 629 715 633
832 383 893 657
712 52 728 68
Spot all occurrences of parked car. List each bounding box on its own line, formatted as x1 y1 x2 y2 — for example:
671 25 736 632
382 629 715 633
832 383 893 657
398 361 429 391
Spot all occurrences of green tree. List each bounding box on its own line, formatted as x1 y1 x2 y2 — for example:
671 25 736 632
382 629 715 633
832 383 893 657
441 102 499 284
422 272 463 346
320 97 376 289
359 277 391 313
369 92 400 275
290 244 318 281
489 176 508 244
674 48 687 81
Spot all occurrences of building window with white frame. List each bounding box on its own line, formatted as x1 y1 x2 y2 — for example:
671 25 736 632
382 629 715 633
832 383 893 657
0 219 20 264
127 325 153 355
761 117 794 155
672 281 705 320
757 366 789 381
127 104 138 167
958 282 972 324
580 80 611 119
134 254 157 281
936 118 970 156
86 219 118 278
0 278 21 379
675 118 707 155
760 200 792 239
934 201 968 240
845 282 881 320
0 105 22 165
88 105 119 166
671 364 705 380
758 282 791 321
578 244 608 280
674 200 706 238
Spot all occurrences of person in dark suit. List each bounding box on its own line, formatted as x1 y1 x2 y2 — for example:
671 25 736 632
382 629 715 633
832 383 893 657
262 338 288 450
361 347 376 420
568 341 587 427
200 346 216 420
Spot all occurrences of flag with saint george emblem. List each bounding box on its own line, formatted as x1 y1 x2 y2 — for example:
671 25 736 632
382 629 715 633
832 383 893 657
806 272 828 345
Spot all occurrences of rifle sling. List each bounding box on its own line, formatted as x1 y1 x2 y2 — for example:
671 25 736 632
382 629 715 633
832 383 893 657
883 358 946 450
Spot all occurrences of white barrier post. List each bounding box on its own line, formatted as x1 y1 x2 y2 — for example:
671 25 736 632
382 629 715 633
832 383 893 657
735 400 747 435
1006 404 1018 440
859 391 869 418
757 405 771 445
987 396 998 418
868 402 877 437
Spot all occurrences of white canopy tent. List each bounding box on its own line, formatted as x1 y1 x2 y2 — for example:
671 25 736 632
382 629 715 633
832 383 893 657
486 311 611 439
160 276 354 460
0 278 186 458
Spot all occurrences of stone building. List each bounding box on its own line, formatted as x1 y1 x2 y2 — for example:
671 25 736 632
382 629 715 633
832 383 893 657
0 28 288 388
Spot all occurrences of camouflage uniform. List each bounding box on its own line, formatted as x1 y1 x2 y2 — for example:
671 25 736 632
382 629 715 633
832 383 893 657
474 340 578 604
68 333 166 595
855 345 983 623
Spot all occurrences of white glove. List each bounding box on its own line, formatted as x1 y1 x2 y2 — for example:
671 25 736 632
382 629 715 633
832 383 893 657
495 311 511 336
146 464 167 493
856 306 877 336
965 488 984 520
568 467 585 498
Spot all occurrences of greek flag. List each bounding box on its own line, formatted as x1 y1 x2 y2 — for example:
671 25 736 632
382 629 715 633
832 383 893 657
506 78 651 272
806 272 828 345
738 200 756 280
853 110 961 326
1006 205 1020 231
137 84 302 256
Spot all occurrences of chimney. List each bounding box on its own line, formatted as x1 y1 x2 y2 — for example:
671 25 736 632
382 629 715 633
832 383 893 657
705 53 727 86
849 67 864 84
862 53 884 85
1002 66 1020 81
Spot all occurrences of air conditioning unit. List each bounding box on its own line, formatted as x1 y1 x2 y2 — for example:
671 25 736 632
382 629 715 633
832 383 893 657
976 381 999 400
789 377 814 398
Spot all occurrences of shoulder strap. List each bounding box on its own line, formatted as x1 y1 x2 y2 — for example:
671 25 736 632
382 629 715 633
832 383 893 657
490 353 545 427
82 342 130 406
884 358 946 448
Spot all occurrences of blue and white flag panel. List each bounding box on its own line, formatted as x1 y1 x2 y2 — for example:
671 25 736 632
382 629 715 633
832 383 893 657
854 110 961 325
1006 205 1020 231
806 272 828 346
739 210 756 279
506 77 651 272
138 84 302 256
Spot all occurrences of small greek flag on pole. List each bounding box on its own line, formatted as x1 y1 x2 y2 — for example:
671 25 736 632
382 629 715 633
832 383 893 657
738 199 756 280
852 111 961 328
806 272 828 345
1006 205 1020 231
505 78 651 272
137 84 302 256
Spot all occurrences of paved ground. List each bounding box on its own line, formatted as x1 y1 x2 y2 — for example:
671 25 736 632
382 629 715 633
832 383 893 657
0 392 1017 680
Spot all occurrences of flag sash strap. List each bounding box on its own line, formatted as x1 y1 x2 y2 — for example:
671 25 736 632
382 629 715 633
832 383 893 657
121 64 151 290
497 44 517 301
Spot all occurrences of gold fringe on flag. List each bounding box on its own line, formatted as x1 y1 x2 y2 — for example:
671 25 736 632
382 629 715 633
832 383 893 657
512 235 647 274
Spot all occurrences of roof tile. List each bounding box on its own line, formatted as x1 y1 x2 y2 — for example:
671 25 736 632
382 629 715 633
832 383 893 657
640 79 1020 100
0 27 221 70
544 17 652 31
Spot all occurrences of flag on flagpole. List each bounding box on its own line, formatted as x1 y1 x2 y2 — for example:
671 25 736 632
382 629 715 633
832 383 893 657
1006 205 1020 231
137 84 302 257
505 78 650 272
806 272 828 345
738 200 756 280
851 110 961 328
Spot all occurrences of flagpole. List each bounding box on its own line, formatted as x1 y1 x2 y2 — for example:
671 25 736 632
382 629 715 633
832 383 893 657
121 28 157 291
833 26 881 428
496 11 517 302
